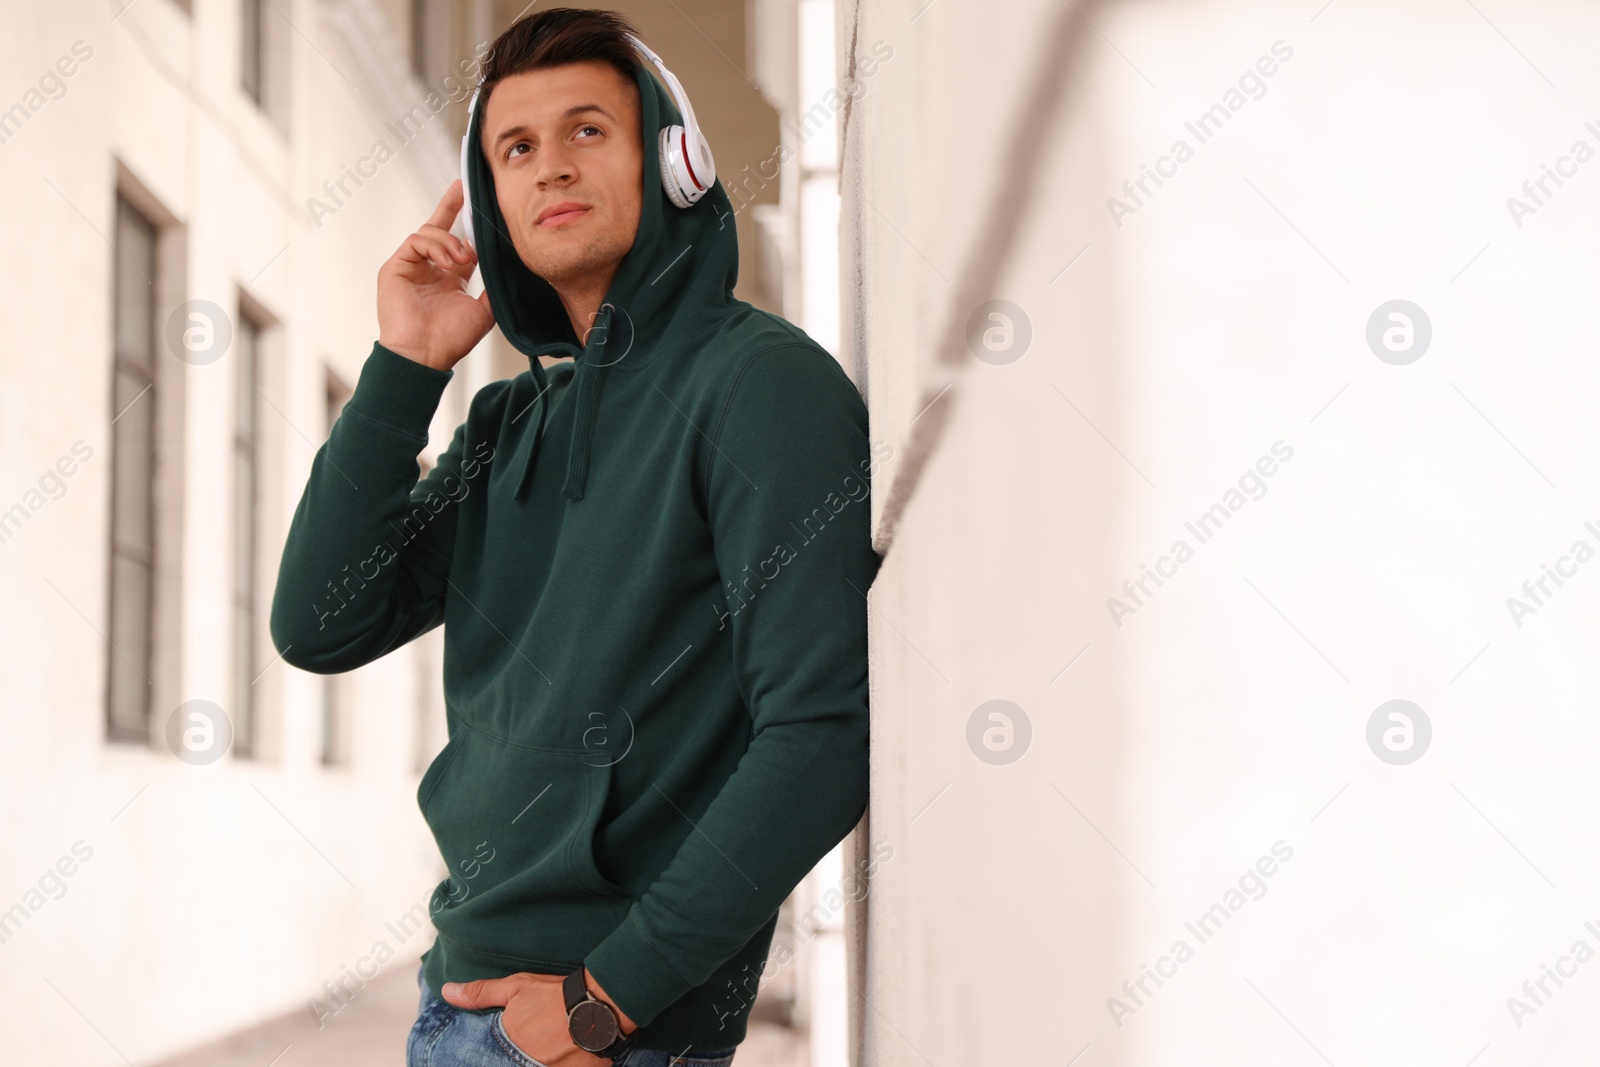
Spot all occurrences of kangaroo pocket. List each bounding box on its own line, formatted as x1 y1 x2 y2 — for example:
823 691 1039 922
418 719 633 969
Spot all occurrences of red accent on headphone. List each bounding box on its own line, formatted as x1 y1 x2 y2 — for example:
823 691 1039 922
680 130 704 191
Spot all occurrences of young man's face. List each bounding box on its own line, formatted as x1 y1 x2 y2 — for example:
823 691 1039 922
481 60 643 288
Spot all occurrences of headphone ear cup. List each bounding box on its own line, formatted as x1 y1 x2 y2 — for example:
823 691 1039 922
658 124 694 208
658 123 717 208
688 127 716 192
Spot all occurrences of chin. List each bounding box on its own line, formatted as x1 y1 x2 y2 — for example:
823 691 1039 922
523 248 605 286
546 229 623 264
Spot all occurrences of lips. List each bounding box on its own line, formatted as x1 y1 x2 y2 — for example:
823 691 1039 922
537 202 591 227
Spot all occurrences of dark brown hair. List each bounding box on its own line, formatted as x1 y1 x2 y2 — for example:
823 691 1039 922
478 7 643 115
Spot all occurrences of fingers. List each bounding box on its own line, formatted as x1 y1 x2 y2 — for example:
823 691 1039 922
440 975 517 1008
395 227 475 275
425 178 465 232
420 223 473 265
390 183 475 277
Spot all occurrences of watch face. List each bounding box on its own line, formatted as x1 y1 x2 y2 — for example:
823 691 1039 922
568 999 620 1052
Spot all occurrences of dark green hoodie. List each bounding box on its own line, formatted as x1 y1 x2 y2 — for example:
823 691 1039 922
269 58 883 1051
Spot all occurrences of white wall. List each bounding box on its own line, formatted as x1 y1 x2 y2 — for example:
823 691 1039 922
844 0 1600 1063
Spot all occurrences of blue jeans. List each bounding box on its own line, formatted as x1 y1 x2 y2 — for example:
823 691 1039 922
407 963 739 1067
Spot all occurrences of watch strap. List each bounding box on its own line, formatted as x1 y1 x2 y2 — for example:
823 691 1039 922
563 965 588 1013
596 1030 637 1062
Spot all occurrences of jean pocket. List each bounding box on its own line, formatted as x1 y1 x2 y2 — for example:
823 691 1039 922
490 1009 555 1067
404 992 453 1067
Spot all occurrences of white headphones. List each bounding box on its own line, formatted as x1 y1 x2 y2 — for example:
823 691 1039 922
459 32 716 249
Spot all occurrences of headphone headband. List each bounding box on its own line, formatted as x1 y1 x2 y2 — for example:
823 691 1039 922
625 34 704 146
460 86 480 247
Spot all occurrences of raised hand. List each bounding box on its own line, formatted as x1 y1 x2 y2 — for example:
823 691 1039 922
377 179 495 371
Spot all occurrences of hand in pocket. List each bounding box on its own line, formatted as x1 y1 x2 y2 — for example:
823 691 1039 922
442 971 613 1067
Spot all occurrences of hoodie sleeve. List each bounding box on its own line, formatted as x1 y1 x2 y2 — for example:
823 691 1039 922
582 343 882 1026
269 341 478 674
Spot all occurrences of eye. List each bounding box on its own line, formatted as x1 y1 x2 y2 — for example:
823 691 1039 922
576 124 602 139
506 141 530 160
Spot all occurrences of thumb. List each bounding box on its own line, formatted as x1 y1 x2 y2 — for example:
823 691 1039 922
478 288 496 323
441 975 519 1009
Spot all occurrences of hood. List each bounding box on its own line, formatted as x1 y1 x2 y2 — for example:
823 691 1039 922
463 57 740 503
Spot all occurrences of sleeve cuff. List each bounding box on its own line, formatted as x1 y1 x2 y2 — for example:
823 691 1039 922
583 910 695 1028
345 341 455 437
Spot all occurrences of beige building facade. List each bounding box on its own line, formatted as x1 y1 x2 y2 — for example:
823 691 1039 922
0 0 839 1063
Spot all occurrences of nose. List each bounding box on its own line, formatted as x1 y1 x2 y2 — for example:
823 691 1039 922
533 140 577 188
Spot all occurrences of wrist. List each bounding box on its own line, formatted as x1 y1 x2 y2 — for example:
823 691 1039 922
376 337 456 372
583 967 638 1036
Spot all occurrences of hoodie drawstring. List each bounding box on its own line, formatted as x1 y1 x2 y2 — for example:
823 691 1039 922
510 304 612 504
561 365 600 502
511 357 551 504
560 303 613 502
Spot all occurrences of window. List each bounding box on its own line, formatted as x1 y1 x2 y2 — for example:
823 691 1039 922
241 0 287 126
324 368 349 430
241 0 264 106
107 197 159 742
410 0 431 80
321 675 342 765
231 311 263 758
320 369 351 766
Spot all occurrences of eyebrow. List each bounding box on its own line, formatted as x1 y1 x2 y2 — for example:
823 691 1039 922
492 104 617 152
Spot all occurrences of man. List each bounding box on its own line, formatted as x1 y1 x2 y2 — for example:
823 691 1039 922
269 8 883 1067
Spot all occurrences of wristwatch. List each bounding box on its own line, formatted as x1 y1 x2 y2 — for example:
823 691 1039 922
563 965 637 1062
